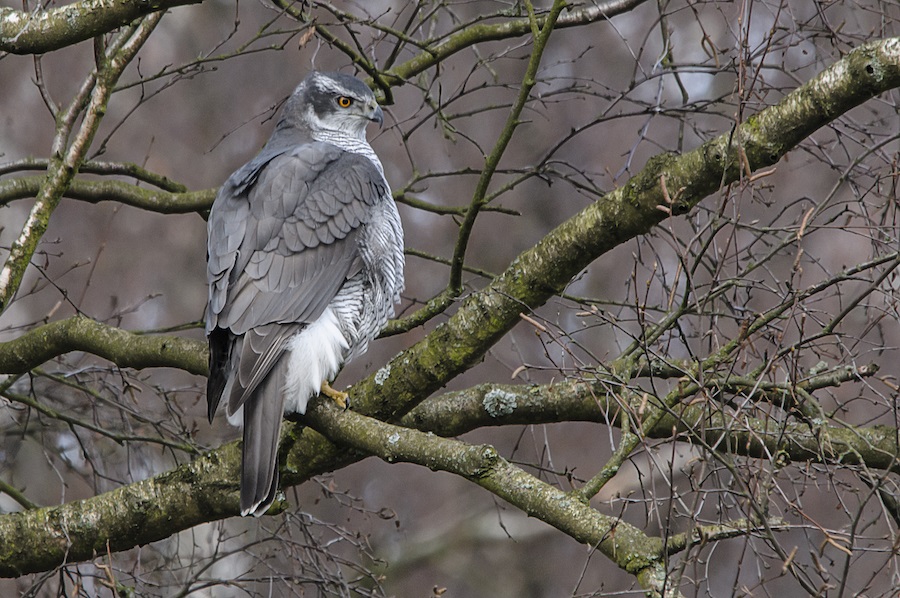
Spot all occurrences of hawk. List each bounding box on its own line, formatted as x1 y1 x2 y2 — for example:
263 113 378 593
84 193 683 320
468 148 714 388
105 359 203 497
206 71 404 516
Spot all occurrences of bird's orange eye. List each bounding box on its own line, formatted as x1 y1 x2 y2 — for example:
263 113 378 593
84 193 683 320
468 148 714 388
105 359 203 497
337 96 353 108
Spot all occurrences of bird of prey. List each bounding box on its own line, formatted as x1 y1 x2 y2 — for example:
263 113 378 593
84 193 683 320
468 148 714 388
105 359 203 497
205 71 404 517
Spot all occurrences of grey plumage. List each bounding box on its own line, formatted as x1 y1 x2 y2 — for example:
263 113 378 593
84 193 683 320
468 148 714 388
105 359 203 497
206 72 404 516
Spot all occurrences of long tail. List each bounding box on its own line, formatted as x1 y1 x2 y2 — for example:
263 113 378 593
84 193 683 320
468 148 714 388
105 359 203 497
240 359 288 516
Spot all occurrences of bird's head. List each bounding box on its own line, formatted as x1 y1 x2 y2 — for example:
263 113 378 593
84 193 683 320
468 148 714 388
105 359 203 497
280 71 383 141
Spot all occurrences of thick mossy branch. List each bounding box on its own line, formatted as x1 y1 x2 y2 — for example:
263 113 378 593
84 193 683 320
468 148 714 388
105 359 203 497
0 0 200 54
0 422 351 576
0 315 207 376
0 37 897 577
401 374 900 472
0 444 242 577
0 176 214 214
302 401 671 595
2 370 894 577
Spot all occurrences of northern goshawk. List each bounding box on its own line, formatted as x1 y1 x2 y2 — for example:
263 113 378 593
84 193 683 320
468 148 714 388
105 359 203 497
206 71 404 516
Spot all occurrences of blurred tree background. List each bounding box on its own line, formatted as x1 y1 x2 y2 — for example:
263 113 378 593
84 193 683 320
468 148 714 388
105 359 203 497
0 0 899 596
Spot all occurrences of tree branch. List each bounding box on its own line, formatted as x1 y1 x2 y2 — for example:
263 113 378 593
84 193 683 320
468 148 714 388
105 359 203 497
301 400 678 597
381 0 651 90
0 175 214 215
269 0 650 100
0 158 190 192
0 0 200 55
0 315 207 376
2 365 895 578
400 371 900 473
663 517 788 557
0 443 242 577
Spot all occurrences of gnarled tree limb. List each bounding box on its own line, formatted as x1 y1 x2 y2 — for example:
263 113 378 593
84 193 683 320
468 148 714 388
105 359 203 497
0 0 200 55
0 175 214 214
0 315 207 377
301 400 676 597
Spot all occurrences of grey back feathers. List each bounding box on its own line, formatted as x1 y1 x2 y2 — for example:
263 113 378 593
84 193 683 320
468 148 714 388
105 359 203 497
206 71 404 516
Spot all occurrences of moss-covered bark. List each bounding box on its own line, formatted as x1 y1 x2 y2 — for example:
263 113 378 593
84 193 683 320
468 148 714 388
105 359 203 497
0 315 207 376
0 0 200 55
0 176 214 214
400 372 900 472
301 400 673 596
0 443 242 577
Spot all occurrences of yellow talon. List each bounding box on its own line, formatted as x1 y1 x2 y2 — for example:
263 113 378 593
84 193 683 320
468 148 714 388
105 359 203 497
320 380 349 409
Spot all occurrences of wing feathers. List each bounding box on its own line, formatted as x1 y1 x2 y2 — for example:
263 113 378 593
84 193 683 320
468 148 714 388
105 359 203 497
206 136 396 517
229 323 300 415
206 327 234 422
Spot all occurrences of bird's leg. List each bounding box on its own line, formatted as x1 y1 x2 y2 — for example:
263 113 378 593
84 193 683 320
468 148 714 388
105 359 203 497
320 380 349 409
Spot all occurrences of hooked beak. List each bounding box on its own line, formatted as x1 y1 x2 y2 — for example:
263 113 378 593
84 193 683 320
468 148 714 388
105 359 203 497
369 103 384 128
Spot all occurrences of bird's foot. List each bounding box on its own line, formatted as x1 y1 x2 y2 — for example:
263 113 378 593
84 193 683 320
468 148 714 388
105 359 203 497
320 380 349 410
